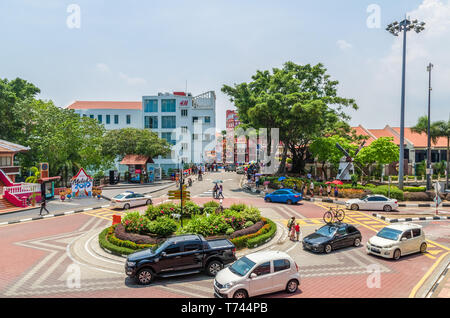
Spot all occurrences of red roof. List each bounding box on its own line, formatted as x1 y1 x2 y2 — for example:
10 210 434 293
120 154 154 165
67 101 142 110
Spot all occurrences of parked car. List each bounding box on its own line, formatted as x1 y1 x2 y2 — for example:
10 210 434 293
366 223 427 260
214 251 300 298
125 234 236 285
110 191 152 210
302 223 362 254
264 189 302 204
345 195 398 212
225 164 236 172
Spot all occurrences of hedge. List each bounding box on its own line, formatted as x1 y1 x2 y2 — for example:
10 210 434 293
99 226 155 256
230 218 277 249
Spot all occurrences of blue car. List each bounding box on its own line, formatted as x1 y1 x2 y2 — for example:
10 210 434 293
264 189 303 204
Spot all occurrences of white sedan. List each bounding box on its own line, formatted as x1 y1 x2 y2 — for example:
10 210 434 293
110 191 152 210
345 195 398 212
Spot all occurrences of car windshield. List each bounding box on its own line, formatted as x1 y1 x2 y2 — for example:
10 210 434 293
377 228 402 241
113 194 126 199
316 225 338 237
152 240 171 254
360 195 369 200
228 256 256 277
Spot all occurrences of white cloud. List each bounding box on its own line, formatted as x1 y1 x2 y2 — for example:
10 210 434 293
95 63 110 73
118 72 147 86
337 40 352 50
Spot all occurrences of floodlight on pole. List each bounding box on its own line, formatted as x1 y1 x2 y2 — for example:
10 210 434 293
386 16 426 190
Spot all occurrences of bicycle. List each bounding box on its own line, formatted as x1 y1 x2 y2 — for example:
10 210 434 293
323 205 345 224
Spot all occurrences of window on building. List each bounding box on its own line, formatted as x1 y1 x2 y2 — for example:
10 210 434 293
82 114 87 117
114 115 119 124
204 134 210 141
192 134 199 140
192 116 199 123
126 115 131 124
204 116 211 124
181 126 188 134
161 116 176 128
162 151 173 159
0 156 12 166
181 109 188 117
106 115 110 124
144 99 158 112
161 132 176 146
181 143 188 151
144 116 158 129
98 115 102 123
161 99 176 112
89 114 94 119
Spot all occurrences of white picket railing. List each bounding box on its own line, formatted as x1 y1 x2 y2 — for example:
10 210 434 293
4 183 41 195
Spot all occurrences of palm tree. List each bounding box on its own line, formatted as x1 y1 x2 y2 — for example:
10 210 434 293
412 116 450 189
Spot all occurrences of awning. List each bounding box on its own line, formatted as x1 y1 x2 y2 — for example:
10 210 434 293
120 154 154 165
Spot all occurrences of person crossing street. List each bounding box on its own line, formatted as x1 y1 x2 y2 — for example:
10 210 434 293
39 198 50 216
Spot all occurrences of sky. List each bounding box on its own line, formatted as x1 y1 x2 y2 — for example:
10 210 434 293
1 0 449 131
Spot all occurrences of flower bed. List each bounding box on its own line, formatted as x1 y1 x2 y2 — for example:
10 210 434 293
99 201 277 255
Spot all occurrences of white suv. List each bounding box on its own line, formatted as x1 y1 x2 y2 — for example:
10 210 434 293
213 251 300 298
366 223 427 260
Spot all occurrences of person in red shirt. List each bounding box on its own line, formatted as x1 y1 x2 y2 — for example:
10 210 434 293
295 223 301 241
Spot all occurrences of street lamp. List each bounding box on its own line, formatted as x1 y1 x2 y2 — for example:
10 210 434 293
386 17 426 190
426 63 434 190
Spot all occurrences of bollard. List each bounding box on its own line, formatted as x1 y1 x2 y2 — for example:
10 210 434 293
112 214 121 225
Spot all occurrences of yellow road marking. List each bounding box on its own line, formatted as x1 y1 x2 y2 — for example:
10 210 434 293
409 251 450 298
82 212 112 221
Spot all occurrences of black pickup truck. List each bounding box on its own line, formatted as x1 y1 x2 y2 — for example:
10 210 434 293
125 234 237 285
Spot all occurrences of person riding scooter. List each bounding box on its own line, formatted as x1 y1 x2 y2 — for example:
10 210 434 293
188 178 192 187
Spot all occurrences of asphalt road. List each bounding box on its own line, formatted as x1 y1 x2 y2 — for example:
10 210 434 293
0 170 448 298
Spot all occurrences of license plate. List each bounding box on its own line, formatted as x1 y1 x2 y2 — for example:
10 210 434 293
371 248 380 253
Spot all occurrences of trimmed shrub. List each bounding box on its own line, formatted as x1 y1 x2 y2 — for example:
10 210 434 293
179 214 229 237
122 211 150 234
369 185 404 201
229 203 246 212
99 226 154 256
244 221 254 228
182 201 201 217
246 219 277 248
404 186 426 192
115 223 159 244
146 202 180 220
241 207 261 223
230 220 265 239
147 216 178 236
203 201 220 209
226 228 235 235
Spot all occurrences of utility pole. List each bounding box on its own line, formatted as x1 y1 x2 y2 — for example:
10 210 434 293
426 63 434 190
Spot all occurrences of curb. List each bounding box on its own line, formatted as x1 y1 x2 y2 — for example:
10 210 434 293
372 213 450 223
399 203 450 208
0 204 111 226
100 182 176 201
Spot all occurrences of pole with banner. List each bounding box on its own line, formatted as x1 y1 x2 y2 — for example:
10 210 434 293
434 181 442 216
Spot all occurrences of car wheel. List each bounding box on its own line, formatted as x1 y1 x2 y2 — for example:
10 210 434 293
383 205 392 212
146 199 152 206
286 279 299 293
206 260 223 276
420 242 427 253
287 200 293 205
351 204 359 211
123 203 130 210
136 268 154 285
393 249 401 260
233 289 248 298
324 244 332 254
265 197 271 203
354 238 361 247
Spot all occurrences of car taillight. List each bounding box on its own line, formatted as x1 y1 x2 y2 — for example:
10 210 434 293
294 195 299 198
395 201 398 204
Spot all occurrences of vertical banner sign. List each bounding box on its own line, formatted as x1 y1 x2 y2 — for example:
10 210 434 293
71 168 93 198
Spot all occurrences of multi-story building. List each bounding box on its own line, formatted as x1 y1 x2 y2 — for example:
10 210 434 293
67 91 216 173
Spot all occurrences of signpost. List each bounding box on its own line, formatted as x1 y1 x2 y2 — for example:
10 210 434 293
168 185 190 228
434 182 442 216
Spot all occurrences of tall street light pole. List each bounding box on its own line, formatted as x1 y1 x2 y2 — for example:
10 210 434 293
386 17 426 190
426 63 434 190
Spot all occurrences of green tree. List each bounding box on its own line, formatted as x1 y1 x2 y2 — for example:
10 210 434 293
0 78 40 142
101 128 171 160
354 137 399 175
222 62 358 174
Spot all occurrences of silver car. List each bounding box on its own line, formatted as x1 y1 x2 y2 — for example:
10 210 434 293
110 191 152 210
346 195 398 212
214 251 300 298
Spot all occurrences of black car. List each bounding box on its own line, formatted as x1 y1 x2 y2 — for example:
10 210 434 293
302 223 362 254
125 234 237 285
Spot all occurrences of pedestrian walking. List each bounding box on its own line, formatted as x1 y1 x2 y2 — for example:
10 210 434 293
319 185 323 196
334 186 339 199
213 183 219 199
290 223 296 241
287 216 295 232
39 198 50 216
218 184 224 199
295 223 301 241
309 181 315 197
327 184 332 197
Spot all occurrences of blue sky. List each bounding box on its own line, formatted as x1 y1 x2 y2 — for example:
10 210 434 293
1 0 449 130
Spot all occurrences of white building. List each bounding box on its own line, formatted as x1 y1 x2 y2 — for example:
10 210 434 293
67 91 216 173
